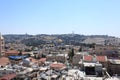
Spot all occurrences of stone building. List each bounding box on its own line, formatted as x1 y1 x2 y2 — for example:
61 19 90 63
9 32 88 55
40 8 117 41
108 59 120 76
0 33 5 56
94 45 120 58
46 53 67 63
72 52 89 65
5 50 19 57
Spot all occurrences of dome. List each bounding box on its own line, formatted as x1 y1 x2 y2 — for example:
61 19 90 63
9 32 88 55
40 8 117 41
23 58 30 65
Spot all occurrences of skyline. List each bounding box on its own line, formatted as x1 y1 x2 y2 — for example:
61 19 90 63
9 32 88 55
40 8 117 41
0 0 120 37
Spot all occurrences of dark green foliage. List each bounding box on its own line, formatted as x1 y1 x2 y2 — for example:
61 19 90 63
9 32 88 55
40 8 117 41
41 54 46 58
18 50 22 56
21 38 46 47
89 43 96 48
78 47 82 52
68 48 74 62
24 49 32 52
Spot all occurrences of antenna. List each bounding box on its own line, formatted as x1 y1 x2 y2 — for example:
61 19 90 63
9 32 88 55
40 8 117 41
72 31 75 37
25 33 28 38
72 31 74 35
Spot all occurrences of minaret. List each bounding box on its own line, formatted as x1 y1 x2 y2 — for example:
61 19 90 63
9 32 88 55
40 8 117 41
0 33 5 56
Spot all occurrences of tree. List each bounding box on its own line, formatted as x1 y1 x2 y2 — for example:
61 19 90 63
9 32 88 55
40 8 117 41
41 54 46 58
24 49 31 52
18 49 22 56
68 48 74 62
78 47 82 52
89 43 96 48
71 48 74 57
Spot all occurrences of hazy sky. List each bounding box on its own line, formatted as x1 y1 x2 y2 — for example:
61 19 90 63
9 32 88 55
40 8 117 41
0 0 120 37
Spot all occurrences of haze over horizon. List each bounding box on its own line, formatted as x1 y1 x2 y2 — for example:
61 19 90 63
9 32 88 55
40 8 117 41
0 0 120 37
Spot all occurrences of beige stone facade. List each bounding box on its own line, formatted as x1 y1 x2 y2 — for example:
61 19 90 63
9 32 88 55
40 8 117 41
0 34 5 56
108 59 120 76
46 54 67 62
94 45 120 58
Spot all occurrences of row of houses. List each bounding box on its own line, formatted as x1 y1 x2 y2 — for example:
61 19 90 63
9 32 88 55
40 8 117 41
73 52 120 76
2 49 120 76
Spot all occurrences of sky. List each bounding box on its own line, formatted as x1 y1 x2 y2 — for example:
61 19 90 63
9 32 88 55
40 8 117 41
0 0 120 37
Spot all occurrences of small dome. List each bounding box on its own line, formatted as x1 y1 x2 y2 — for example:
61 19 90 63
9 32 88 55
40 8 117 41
23 58 30 65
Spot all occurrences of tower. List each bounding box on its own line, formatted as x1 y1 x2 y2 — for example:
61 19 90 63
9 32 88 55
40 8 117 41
0 33 5 56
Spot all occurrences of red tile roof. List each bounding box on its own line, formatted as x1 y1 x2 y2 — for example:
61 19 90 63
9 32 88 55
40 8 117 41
96 56 107 62
0 57 10 66
50 63 66 69
0 73 16 80
29 57 38 63
22 52 27 55
39 58 46 63
83 55 93 62
5 50 18 54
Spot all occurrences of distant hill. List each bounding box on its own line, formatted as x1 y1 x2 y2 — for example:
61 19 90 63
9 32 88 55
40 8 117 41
3 34 120 46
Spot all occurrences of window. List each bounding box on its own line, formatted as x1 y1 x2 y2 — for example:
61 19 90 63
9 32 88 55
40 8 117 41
104 48 107 50
2 41 4 44
100 48 102 50
0 46 3 50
